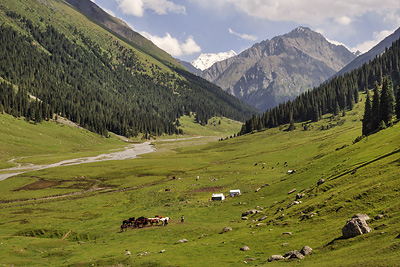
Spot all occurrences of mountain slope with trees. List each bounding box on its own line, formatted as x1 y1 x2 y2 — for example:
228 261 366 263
239 36 400 136
0 0 257 138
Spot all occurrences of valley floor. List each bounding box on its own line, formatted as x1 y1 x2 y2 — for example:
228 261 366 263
1 105 400 266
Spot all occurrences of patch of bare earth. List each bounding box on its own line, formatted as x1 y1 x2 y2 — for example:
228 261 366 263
13 177 61 191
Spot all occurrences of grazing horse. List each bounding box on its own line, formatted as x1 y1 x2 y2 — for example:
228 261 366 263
134 216 149 228
120 224 128 232
122 217 135 227
148 217 160 226
159 217 169 226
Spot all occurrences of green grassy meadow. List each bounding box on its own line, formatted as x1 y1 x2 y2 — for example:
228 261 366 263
1 98 400 266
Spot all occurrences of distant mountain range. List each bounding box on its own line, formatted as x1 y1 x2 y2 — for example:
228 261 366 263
180 27 356 111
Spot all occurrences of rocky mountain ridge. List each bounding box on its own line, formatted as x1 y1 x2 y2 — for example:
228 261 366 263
196 27 356 111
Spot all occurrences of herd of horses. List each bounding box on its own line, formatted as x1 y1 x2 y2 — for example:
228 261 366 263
121 215 169 231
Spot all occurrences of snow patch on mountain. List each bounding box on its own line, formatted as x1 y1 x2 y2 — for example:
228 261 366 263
191 50 237 70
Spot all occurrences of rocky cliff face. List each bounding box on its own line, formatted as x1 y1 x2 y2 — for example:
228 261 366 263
201 27 356 111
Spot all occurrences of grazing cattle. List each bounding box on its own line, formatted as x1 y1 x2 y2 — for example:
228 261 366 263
159 217 169 226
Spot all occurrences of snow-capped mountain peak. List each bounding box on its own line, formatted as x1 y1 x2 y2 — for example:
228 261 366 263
191 50 237 71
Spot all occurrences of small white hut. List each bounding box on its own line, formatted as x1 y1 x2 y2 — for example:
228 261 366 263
229 189 241 197
211 193 225 201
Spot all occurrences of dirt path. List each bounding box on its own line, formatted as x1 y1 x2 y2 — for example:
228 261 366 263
0 142 156 181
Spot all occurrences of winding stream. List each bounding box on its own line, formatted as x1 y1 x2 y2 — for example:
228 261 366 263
0 142 156 181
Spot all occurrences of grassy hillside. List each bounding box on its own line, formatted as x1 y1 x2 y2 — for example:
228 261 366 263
1 95 399 266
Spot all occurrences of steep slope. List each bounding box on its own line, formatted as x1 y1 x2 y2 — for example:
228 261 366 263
0 0 257 137
64 0 178 67
201 27 356 111
335 27 400 77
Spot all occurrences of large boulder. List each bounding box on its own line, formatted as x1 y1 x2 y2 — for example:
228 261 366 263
240 246 250 251
300 246 312 255
342 217 372 238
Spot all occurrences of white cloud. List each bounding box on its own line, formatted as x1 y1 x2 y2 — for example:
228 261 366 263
334 16 352 26
116 0 185 17
191 0 400 26
228 28 258 41
353 29 396 53
140 32 201 56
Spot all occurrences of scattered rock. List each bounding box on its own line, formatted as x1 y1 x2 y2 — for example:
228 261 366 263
374 214 384 220
282 232 292 235
300 246 312 255
268 255 284 262
288 188 297 194
255 187 261 192
240 246 250 251
178 239 188 243
317 179 325 185
290 200 301 206
77 241 85 245
282 243 289 246
246 258 255 261
242 209 260 217
125 250 131 256
284 250 305 259
296 193 305 200
160 249 166 253
258 215 268 221
256 223 264 227
242 217 249 220
222 227 232 232
342 217 372 238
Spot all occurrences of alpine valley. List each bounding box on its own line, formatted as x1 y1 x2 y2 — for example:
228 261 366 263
1 0 400 267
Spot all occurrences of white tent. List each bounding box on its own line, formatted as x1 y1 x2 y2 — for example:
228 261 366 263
211 193 225 201
229 189 241 197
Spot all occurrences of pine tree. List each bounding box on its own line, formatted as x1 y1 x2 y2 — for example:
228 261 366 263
379 77 394 126
371 82 380 132
396 85 400 120
362 90 372 136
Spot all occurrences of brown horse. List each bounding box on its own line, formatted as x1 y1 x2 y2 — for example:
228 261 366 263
134 216 149 228
120 224 128 232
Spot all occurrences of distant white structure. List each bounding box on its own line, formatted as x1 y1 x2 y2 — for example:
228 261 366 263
229 189 241 197
211 193 225 201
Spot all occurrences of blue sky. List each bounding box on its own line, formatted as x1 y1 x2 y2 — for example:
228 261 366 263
90 0 400 62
